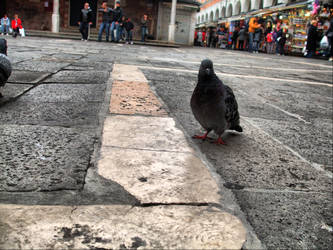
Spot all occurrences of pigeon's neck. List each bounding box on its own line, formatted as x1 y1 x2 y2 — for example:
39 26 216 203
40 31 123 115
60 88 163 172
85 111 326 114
197 73 219 86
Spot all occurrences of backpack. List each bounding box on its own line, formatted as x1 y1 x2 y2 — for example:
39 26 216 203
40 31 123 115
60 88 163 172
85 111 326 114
0 38 7 56
266 33 273 43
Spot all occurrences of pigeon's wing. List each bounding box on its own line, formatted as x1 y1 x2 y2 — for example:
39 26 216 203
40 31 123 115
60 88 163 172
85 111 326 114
224 85 240 127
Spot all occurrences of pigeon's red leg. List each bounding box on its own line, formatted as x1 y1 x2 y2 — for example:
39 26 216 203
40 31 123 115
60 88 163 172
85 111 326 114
215 137 227 145
193 131 210 140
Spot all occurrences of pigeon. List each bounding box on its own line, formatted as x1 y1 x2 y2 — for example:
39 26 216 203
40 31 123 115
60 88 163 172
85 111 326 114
190 59 242 145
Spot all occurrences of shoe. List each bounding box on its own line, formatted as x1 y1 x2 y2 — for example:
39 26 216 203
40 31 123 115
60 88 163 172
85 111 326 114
6 33 8 36
125 42 129 44
329 57 333 61
84 40 88 42
81 38 84 41
130 42 133 45
1 33 3 35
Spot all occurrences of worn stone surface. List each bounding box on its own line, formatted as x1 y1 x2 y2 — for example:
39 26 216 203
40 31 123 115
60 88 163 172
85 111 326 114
19 84 106 103
110 81 167 116
0 125 94 191
234 190 333 250
98 147 220 204
102 115 193 153
7 70 50 84
43 70 109 84
13 59 70 73
0 205 246 250
0 83 33 104
0 101 101 127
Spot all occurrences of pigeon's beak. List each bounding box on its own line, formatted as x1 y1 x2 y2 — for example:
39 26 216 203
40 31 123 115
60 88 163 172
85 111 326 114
205 68 211 75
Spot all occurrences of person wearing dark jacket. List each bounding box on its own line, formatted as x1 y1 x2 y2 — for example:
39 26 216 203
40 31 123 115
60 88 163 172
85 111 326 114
98 2 113 42
124 18 134 44
276 28 287 55
306 20 318 58
326 18 333 61
253 26 263 53
110 1 123 42
78 2 93 41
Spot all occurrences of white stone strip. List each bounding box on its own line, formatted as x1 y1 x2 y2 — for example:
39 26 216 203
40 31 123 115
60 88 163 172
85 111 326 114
99 64 221 204
150 57 333 72
138 65 333 87
0 205 246 249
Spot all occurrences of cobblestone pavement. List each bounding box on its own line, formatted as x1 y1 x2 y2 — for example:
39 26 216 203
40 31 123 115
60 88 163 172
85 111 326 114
0 36 332 249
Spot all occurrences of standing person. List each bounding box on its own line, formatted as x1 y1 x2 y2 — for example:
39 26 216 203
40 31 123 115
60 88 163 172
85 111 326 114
11 14 22 38
248 17 260 53
140 14 148 42
326 18 333 61
119 16 126 41
197 29 203 46
238 26 246 50
266 30 274 54
110 1 123 43
252 24 262 53
98 2 112 42
202 29 206 47
232 26 239 50
78 2 92 41
124 17 134 45
306 20 318 58
277 28 287 56
1 14 10 35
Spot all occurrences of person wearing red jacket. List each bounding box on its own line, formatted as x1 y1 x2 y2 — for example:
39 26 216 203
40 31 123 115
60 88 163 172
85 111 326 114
11 14 22 38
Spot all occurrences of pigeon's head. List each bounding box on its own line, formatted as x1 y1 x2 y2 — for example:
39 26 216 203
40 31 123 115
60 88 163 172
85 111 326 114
199 59 214 78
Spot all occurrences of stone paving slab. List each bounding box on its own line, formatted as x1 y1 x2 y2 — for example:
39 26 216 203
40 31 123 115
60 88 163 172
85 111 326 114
13 60 70 73
234 190 332 250
43 70 109 84
7 70 50 84
0 204 246 249
110 80 168 116
102 115 193 153
98 147 220 204
19 84 106 103
0 101 101 127
0 84 33 105
0 125 94 192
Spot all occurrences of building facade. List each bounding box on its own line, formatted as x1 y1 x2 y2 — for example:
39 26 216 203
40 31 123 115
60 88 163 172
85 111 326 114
0 0 200 45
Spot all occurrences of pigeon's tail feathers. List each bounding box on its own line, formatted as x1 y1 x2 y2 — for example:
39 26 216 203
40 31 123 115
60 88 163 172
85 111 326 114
230 125 243 132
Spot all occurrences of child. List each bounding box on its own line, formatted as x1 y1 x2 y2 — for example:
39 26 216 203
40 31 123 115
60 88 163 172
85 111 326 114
124 18 134 44
266 31 274 54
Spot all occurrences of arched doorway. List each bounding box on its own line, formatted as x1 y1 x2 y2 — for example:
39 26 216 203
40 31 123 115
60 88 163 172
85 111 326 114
221 7 226 18
243 0 251 12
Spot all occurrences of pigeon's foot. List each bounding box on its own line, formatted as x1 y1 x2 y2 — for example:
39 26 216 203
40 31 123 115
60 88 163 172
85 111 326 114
215 137 227 145
192 131 210 140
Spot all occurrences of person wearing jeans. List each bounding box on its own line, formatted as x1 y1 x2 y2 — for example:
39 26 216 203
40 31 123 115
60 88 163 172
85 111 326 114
141 14 148 42
124 18 134 44
110 1 123 42
248 17 260 53
98 2 112 42
1 14 10 35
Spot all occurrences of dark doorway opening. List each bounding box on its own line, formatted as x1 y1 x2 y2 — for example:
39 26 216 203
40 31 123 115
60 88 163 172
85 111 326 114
0 0 7 18
70 0 97 28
